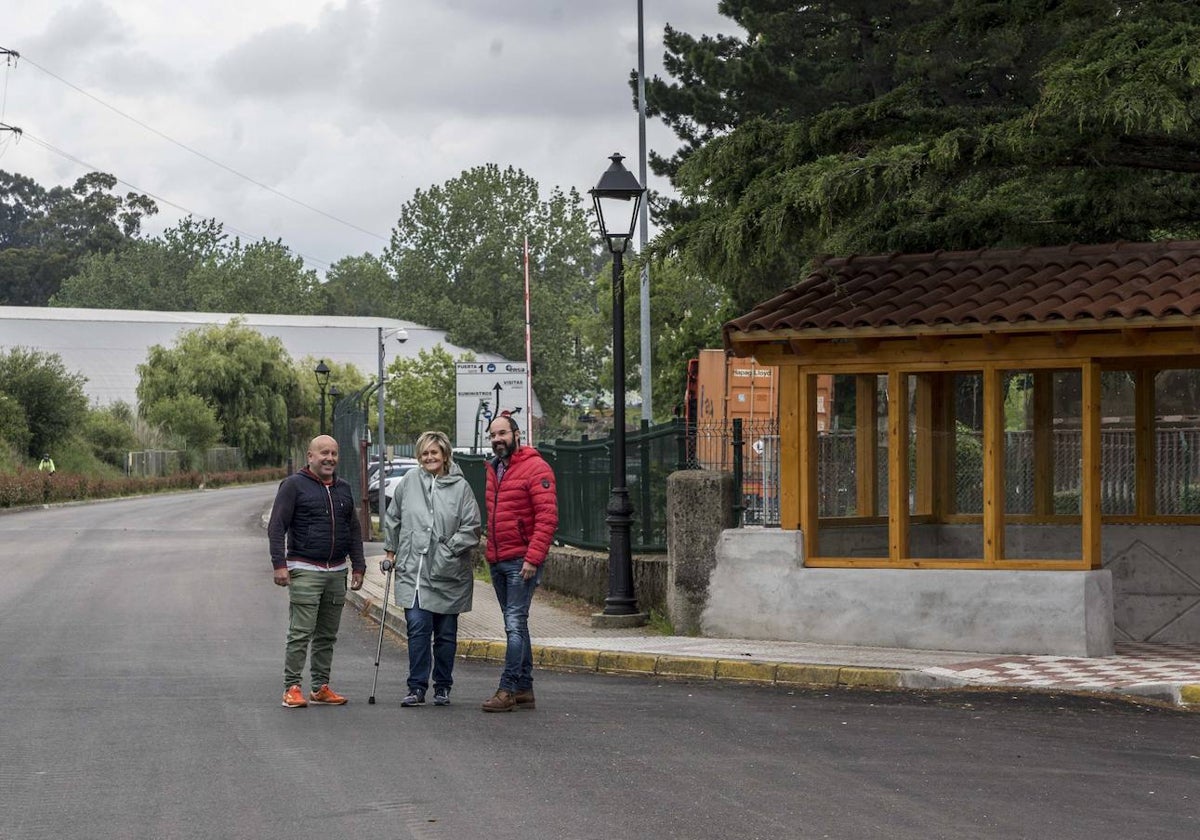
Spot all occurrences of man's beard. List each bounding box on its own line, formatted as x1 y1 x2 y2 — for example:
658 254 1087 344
492 440 512 460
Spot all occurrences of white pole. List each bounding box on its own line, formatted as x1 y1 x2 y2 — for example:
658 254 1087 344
524 234 534 445
376 327 386 524
637 0 652 423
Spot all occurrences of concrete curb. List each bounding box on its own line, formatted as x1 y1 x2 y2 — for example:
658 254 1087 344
346 582 1200 710
347 587 920 692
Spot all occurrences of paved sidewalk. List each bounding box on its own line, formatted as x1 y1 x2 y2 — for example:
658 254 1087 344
347 548 1200 710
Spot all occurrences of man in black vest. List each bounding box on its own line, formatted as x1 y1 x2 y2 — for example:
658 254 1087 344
268 434 365 708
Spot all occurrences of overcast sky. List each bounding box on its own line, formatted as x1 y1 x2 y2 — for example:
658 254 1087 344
1 1 739 273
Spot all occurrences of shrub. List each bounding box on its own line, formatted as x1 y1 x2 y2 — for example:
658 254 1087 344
0 465 287 508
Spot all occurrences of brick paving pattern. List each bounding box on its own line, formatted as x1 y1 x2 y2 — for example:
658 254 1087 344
922 643 1200 690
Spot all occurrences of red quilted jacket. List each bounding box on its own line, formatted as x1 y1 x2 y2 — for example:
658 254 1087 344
484 445 558 566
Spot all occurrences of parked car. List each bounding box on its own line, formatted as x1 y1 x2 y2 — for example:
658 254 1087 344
367 459 418 511
367 457 412 482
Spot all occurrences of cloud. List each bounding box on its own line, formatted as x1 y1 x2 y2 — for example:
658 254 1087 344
3 0 743 273
212 1 373 98
25 1 128 62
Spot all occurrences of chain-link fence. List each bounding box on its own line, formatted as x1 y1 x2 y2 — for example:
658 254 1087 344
458 420 689 552
686 417 781 526
813 426 1200 518
126 446 244 477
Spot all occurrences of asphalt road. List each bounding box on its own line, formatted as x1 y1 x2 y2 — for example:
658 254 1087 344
1 485 1198 840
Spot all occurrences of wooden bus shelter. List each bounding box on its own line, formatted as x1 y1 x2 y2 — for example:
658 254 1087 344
712 241 1200 652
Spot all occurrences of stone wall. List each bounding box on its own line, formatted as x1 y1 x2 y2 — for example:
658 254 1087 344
539 544 667 615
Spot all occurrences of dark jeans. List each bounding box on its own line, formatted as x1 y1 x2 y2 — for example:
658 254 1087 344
490 558 541 693
404 606 459 693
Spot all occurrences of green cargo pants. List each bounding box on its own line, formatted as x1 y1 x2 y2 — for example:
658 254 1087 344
283 568 347 691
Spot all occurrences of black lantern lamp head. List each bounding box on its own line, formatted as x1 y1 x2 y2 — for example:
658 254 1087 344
314 359 331 388
590 153 645 254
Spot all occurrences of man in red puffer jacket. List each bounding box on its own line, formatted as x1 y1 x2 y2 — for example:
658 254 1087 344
481 413 558 712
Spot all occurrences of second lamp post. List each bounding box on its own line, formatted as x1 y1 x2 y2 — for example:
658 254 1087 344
314 359 331 435
590 152 647 621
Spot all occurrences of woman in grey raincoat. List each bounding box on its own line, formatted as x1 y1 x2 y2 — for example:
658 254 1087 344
382 430 481 707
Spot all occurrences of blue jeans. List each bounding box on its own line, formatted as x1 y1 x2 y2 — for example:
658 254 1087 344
490 559 541 693
404 605 459 693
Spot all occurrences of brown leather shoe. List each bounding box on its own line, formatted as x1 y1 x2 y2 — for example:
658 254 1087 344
514 689 536 709
481 690 516 712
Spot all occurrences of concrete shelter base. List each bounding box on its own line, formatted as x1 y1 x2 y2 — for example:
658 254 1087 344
701 529 1115 657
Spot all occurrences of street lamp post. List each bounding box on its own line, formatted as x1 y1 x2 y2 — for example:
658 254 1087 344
377 326 409 520
314 360 331 435
328 384 342 436
590 153 647 621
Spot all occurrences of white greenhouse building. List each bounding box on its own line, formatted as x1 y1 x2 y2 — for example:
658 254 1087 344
0 306 539 424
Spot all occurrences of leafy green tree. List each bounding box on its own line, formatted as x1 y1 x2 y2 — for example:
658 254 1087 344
293 357 369 441
53 217 226 310
382 165 599 425
646 257 732 416
0 170 157 305
645 1 1200 310
190 237 321 314
82 403 140 468
144 395 223 463
384 345 460 445
0 347 89 458
55 217 321 315
319 254 397 317
0 392 31 457
137 320 299 466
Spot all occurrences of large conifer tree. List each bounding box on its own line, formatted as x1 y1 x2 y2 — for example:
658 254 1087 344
644 1 1200 309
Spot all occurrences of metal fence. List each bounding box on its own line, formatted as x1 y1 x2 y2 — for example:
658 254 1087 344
691 421 1200 522
457 420 689 553
687 417 781 526
442 420 1200 551
126 446 244 477
811 426 1200 518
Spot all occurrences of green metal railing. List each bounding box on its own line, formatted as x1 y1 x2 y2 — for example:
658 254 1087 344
457 419 689 553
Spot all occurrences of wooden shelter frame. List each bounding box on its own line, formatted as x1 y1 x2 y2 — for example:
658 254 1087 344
732 321 1200 571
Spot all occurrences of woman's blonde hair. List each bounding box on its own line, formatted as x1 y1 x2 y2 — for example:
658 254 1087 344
415 430 453 474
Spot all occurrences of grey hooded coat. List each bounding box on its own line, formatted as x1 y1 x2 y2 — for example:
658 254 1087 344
382 462 481 614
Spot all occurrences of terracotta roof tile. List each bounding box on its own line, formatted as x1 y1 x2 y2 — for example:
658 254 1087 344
727 241 1200 339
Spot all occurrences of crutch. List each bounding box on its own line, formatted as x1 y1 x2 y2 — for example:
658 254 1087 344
368 559 395 705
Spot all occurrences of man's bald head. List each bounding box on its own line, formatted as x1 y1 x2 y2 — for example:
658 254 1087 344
307 435 339 480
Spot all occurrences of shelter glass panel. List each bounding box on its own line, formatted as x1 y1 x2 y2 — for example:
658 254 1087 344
1003 369 1082 562
1100 371 1136 516
908 373 982 560
952 372 984 516
1002 371 1035 515
815 373 889 561
1155 369 1200 514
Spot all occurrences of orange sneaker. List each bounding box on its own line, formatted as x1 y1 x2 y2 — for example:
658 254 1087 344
308 684 348 705
282 685 307 708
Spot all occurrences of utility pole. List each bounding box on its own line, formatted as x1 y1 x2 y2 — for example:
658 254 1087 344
636 1 653 423
1 48 20 138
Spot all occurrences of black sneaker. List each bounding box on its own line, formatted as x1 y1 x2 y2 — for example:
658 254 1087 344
433 687 450 706
400 689 425 707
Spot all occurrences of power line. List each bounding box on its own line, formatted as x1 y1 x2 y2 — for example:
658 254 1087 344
14 127 333 271
11 50 388 243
